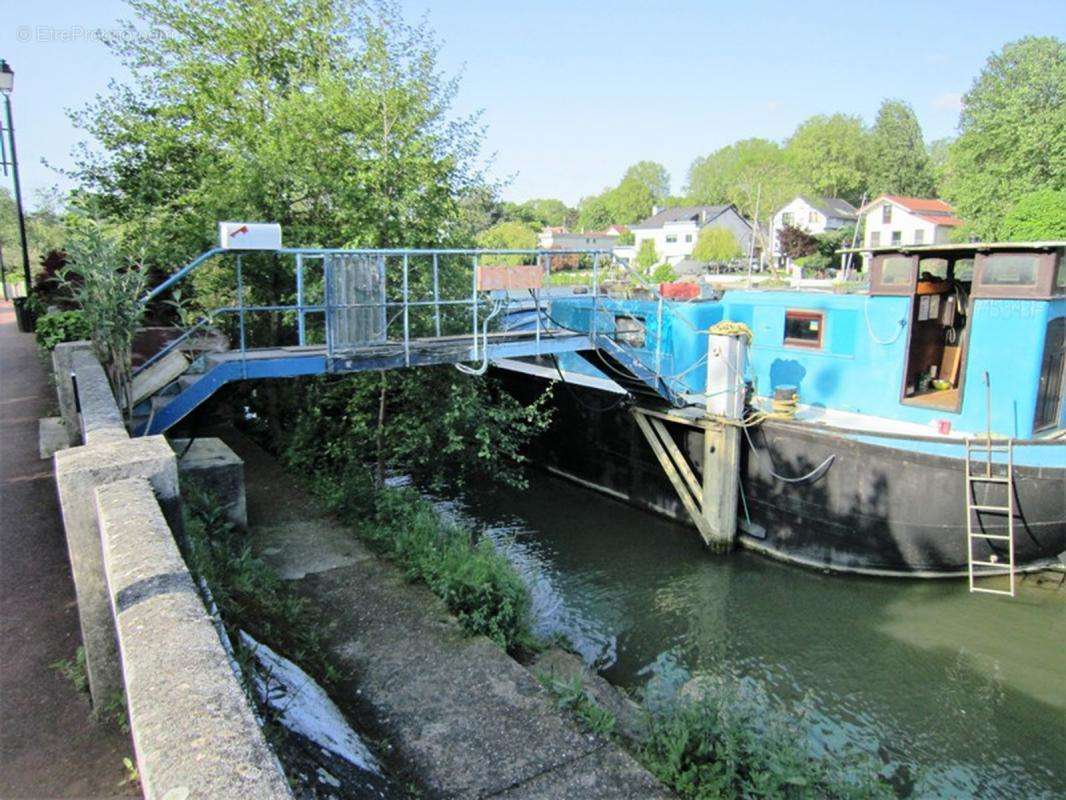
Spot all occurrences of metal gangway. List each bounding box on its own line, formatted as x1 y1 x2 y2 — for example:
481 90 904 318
129 224 702 436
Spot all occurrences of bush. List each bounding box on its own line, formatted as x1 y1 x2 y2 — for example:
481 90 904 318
1001 189 1066 240
35 310 91 351
651 262 678 283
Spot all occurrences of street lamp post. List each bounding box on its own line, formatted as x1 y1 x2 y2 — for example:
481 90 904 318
0 59 32 297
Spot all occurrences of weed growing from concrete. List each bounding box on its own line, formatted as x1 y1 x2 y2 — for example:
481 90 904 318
181 484 342 689
540 674 616 737
50 646 88 695
311 466 537 657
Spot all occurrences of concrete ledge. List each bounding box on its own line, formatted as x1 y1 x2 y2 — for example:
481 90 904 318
69 347 129 446
39 416 74 459
54 435 180 706
52 341 91 445
96 478 292 800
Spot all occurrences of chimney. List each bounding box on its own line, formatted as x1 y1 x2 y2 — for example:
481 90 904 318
652 205 662 216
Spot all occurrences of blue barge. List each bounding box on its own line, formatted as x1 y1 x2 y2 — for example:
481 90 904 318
496 242 1066 577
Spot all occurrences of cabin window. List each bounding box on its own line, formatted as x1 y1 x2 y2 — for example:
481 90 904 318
1056 257 1066 289
881 257 914 286
882 204 892 224
918 258 949 282
783 310 823 349
981 254 1039 286
1034 318 1064 431
615 314 646 348
955 258 975 282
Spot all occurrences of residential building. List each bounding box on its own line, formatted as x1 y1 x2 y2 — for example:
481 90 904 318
537 227 619 251
630 205 753 265
860 195 963 251
769 195 858 263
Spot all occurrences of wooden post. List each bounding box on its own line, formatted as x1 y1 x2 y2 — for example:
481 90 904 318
701 420 740 552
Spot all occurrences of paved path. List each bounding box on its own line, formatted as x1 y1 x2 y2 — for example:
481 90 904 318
226 431 672 800
0 302 135 798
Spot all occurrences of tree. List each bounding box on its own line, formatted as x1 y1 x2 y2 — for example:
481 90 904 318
692 228 741 263
621 161 671 202
785 114 870 205
635 239 657 270
1001 189 1066 240
777 225 819 260
475 221 537 264
576 193 614 231
868 100 934 197
498 198 571 229
942 37 1066 239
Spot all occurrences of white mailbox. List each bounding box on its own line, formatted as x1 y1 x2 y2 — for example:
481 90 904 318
705 332 747 420
219 221 282 251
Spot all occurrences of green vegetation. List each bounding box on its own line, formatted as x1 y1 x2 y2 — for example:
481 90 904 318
35 310 91 351
785 114 869 205
692 228 742 264
182 485 343 688
867 99 935 198
475 221 539 264
577 161 672 229
942 37 1066 239
636 239 658 271
540 675 616 737
50 646 89 695
312 472 536 654
650 262 678 284
1000 189 1066 240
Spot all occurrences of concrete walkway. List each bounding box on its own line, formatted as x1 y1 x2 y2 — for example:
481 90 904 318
225 432 672 800
0 302 135 798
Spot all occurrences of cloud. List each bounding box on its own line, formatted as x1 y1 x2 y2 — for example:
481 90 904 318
932 92 963 112
765 100 781 113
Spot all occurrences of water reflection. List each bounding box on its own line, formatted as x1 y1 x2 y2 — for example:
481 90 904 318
434 473 1064 799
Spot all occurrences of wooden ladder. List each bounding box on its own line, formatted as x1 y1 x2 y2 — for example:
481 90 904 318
965 437 1017 597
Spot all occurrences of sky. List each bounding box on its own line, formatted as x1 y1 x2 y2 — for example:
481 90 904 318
2 0 1064 211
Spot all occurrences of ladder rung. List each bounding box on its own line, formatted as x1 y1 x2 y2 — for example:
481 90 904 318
970 560 1014 568
968 475 1010 483
968 532 1012 541
970 586 1015 596
970 504 1011 513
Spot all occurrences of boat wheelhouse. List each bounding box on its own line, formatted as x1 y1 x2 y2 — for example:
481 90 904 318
495 242 1066 579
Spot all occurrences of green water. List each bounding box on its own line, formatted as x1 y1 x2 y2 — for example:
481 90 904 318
449 473 1065 799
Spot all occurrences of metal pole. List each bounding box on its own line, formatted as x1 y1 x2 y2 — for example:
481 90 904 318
0 240 8 300
2 93 32 294
471 254 479 361
432 253 441 337
591 252 599 339
295 253 305 345
402 253 410 367
747 184 760 287
236 255 246 378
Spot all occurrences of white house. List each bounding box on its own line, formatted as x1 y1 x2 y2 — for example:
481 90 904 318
860 195 963 251
537 227 619 251
769 196 858 262
630 205 753 265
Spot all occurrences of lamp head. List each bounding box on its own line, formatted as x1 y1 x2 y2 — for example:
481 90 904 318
0 60 13 94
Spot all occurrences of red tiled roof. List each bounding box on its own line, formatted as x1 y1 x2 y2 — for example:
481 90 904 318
862 195 963 227
916 213 964 227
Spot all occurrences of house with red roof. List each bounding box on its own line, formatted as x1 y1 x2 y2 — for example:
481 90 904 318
860 194 964 251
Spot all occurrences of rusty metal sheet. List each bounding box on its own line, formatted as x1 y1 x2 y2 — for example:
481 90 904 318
477 264 543 291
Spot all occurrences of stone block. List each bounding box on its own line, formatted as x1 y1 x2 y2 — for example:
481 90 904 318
52 340 92 446
54 435 180 708
38 416 74 459
171 437 247 527
96 478 291 800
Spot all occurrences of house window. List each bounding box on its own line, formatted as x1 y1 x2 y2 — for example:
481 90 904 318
809 211 818 224
891 231 902 245
782 212 794 226
685 234 692 243
914 230 924 244
1035 318 1064 430
665 234 678 244
870 231 881 247
784 310 824 349
882 204 892 224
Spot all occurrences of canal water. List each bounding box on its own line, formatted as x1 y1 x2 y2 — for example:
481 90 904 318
431 472 1065 799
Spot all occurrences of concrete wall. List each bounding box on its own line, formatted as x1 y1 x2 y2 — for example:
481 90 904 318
50 342 291 799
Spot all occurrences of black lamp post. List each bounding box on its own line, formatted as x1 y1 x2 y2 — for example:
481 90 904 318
0 59 32 297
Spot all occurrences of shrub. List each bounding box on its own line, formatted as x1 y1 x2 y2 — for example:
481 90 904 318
313 469 535 655
651 262 678 283
36 310 92 351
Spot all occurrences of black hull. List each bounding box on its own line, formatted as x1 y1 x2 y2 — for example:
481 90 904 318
499 370 1066 577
